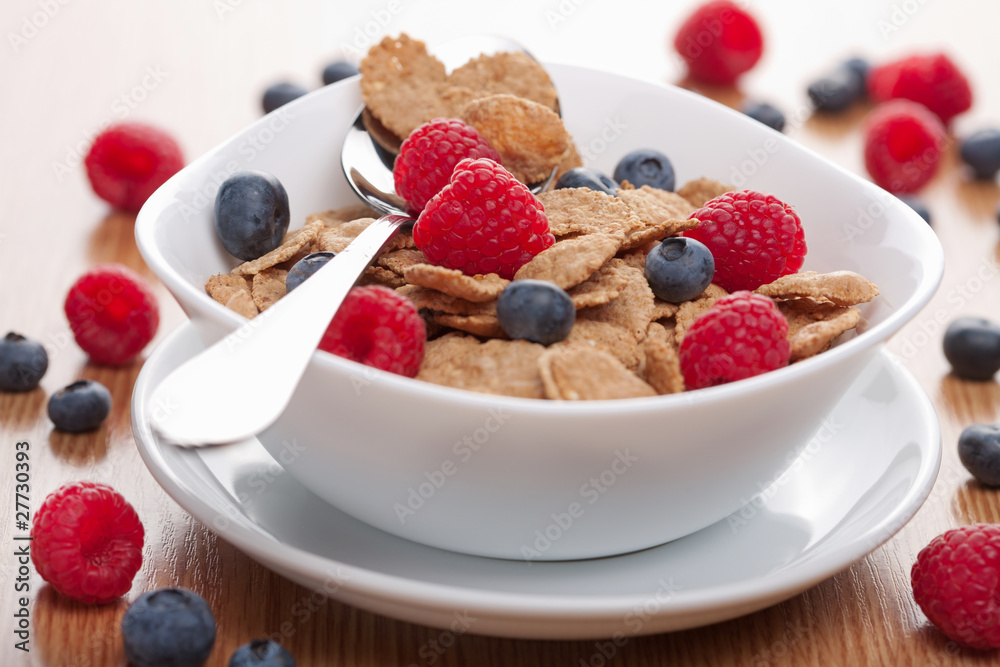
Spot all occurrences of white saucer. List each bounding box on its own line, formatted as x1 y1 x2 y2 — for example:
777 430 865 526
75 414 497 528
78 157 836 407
132 323 940 640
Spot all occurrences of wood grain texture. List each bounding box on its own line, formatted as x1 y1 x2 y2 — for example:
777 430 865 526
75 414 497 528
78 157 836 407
3 0 1000 664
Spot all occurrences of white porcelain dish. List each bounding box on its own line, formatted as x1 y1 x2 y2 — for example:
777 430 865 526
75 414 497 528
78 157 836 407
132 324 941 639
135 64 943 560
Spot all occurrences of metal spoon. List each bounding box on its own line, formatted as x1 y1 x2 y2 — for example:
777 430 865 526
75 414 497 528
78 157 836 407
151 36 557 446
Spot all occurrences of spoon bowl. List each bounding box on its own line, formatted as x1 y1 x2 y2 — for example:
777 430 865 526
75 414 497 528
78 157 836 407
342 34 559 217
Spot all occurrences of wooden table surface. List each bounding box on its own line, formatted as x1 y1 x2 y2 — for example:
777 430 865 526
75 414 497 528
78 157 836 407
4 0 1000 664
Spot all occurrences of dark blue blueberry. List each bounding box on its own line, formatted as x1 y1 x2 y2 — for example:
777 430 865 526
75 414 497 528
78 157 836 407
262 82 308 114
959 424 1000 487
214 171 291 261
322 61 359 85
959 129 1000 179
496 280 575 345
554 167 619 196
842 57 870 91
943 317 1000 381
808 64 864 113
286 252 336 292
613 149 675 191
897 195 931 225
644 237 715 303
741 101 786 133
122 588 216 667
229 639 296 667
0 332 48 392
47 380 111 432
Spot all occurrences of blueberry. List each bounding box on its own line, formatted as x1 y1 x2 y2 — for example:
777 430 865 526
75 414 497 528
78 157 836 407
554 167 619 196
214 171 291 261
286 252 336 292
47 380 111 432
897 195 931 225
959 129 1000 179
0 332 48 392
842 57 870 90
122 588 216 667
496 280 575 345
808 64 864 113
959 424 1000 487
229 639 296 667
943 317 1000 380
644 237 715 303
262 82 308 114
613 149 675 191
322 61 359 85
741 101 786 132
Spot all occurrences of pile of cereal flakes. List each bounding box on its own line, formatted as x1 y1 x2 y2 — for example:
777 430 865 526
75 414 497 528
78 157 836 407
205 34 879 401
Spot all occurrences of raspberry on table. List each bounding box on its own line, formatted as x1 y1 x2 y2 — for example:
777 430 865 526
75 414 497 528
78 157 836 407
863 99 947 194
868 52 972 125
319 285 426 377
911 524 1000 650
413 157 554 279
678 291 790 390
393 118 501 213
681 190 806 293
64 263 160 366
673 0 764 85
31 481 144 604
84 122 183 212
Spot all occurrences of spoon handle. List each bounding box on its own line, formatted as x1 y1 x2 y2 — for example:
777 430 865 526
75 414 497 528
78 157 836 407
151 214 412 447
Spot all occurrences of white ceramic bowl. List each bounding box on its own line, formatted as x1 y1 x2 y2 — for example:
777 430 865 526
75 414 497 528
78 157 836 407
136 64 942 561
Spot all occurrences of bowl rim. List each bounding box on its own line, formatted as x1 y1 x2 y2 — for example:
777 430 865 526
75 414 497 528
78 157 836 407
135 63 945 416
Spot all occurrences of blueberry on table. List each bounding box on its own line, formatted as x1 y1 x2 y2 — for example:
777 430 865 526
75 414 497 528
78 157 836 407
286 252 336 292
741 101 786 133
0 331 48 391
943 317 1000 380
229 639 296 667
262 82 308 114
214 171 291 261
554 167 619 196
808 64 865 113
47 380 111 432
322 61 359 85
122 588 216 667
959 424 1000 487
644 237 715 303
497 280 575 345
842 57 870 90
959 128 1000 179
613 149 676 191
897 195 931 225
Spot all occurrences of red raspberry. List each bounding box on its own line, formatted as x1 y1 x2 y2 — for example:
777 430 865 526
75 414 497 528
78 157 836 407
413 158 554 279
673 1 764 85
868 53 972 125
31 482 144 604
319 285 425 377
393 118 501 213
64 264 160 366
911 524 1000 650
863 100 946 194
682 190 806 292
84 122 184 212
678 291 789 389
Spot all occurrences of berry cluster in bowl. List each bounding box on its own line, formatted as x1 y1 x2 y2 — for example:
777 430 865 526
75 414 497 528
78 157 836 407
199 33 880 401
